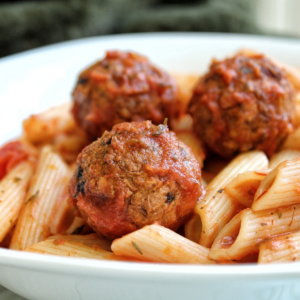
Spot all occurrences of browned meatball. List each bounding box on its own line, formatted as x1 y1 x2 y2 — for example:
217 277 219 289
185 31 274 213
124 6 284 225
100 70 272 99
68 121 203 239
189 54 295 158
72 51 179 140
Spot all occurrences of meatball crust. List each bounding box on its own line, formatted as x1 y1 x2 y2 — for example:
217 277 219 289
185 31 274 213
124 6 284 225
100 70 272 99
189 54 295 158
72 51 179 140
68 121 203 239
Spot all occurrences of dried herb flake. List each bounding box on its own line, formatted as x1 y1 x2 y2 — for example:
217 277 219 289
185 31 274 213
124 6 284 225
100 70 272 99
13 177 21 183
152 119 168 137
132 241 143 255
275 211 282 219
218 189 224 193
25 190 39 204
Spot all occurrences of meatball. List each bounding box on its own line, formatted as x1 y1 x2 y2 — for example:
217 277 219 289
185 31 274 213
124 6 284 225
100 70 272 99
72 51 179 140
189 53 295 158
68 121 203 239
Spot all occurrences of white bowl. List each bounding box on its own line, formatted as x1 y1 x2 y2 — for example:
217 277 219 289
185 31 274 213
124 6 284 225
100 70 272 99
1 33 300 300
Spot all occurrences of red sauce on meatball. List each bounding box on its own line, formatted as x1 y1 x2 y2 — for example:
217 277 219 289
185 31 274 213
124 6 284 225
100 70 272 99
72 51 179 140
189 54 295 158
68 121 203 239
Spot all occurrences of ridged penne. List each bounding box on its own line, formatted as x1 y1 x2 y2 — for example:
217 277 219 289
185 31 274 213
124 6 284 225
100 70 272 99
269 149 300 168
258 231 300 263
10 146 69 250
210 205 300 261
224 170 269 208
46 233 112 252
23 102 74 145
111 224 214 264
253 157 300 211
184 214 202 243
24 238 121 260
196 151 268 247
0 162 33 242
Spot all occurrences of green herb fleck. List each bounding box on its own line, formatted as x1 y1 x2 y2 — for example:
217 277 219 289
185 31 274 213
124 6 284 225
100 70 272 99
25 190 39 204
152 119 168 137
132 241 143 255
276 211 282 219
13 177 21 183
71 225 85 235
218 189 224 193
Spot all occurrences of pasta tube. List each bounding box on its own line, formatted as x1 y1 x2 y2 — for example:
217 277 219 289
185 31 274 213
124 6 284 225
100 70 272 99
10 146 69 250
184 214 202 243
269 149 300 168
210 205 300 261
224 170 269 208
111 224 214 264
0 162 33 242
253 157 300 211
281 127 300 151
25 238 122 261
258 231 300 263
23 102 74 144
196 151 268 247
46 233 112 252
175 131 205 168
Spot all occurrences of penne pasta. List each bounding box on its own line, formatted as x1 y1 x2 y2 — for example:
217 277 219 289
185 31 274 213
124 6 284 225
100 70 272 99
210 205 300 261
46 233 112 252
23 102 74 145
224 170 269 208
184 214 202 243
253 157 300 211
295 92 300 127
171 73 199 113
258 230 300 263
10 146 69 250
65 217 86 235
25 237 123 261
175 131 206 168
269 149 300 168
111 224 214 264
196 151 269 248
0 162 33 243
281 127 300 151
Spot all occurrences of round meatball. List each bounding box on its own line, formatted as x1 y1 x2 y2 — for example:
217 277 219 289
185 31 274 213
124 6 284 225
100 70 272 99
188 54 295 158
68 121 203 239
72 51 179 140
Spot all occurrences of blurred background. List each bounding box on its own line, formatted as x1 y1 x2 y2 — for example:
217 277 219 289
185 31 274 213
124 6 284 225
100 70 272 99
0 0 300 58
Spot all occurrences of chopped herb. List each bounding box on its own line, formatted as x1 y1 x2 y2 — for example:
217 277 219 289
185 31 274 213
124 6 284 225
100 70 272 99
13 177 21 183
152 120 168 137
71 225 85 235
218 189 224 193
132 241 143 255
275 211 282 219
261 223 267 226
25 190 39 204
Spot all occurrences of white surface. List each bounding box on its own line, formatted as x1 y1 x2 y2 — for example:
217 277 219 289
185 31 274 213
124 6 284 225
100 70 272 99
1 33 300 300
